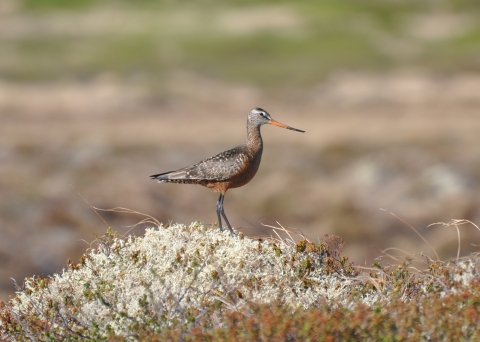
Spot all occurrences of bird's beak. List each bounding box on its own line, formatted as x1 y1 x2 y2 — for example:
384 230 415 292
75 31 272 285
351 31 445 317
268 119 305 133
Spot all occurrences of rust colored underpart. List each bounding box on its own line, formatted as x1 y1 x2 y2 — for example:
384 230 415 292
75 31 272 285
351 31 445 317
200 180 229 194
199 156 254 194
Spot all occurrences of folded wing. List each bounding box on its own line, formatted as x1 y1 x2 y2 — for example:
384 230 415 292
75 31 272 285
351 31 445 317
150 147 248 183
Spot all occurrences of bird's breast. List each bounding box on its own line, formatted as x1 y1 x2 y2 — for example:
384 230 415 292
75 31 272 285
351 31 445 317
227 149 262 189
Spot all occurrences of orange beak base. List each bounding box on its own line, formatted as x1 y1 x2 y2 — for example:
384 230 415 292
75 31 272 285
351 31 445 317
269 119 305 133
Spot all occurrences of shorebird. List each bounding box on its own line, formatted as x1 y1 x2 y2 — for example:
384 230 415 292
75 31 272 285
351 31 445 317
150 108 305 235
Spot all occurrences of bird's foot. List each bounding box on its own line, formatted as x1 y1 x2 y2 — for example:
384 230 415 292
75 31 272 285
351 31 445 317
225 226 238 237
214 221 237 237
215 222 224 232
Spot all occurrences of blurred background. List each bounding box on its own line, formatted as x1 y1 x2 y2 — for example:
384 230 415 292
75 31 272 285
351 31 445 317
1 0 480 300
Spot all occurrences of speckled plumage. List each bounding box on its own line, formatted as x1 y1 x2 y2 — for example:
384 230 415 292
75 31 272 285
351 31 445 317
150 108 304 234
152 147 251 187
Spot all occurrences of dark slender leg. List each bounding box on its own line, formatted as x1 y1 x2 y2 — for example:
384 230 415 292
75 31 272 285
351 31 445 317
219 193 235 235
216 194 223 231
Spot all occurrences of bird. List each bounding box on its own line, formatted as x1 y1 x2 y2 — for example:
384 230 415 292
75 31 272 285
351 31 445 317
150 107 305 235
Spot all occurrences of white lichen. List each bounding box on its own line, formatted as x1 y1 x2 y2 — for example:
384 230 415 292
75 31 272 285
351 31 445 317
3 223 373 336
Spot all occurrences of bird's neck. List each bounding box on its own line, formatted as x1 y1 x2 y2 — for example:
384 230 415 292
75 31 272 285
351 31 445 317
246 123 263 154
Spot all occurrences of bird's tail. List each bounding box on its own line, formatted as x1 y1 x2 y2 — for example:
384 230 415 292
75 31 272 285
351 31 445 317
150 171 174 180
150 169 192 181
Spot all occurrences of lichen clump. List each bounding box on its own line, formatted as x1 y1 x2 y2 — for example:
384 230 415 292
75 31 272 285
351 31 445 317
0 223 367 339
1 222 479 340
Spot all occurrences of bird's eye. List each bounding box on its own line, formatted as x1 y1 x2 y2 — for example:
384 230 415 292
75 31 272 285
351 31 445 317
260 113 265 117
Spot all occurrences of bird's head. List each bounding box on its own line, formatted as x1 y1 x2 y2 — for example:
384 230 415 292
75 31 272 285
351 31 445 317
248 107 305 133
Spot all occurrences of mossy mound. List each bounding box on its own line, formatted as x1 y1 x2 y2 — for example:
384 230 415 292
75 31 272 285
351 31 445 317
1 222 478 341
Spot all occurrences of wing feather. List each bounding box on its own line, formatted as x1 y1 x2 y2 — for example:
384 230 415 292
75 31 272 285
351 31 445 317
183 148 248 180
151 147 249 182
